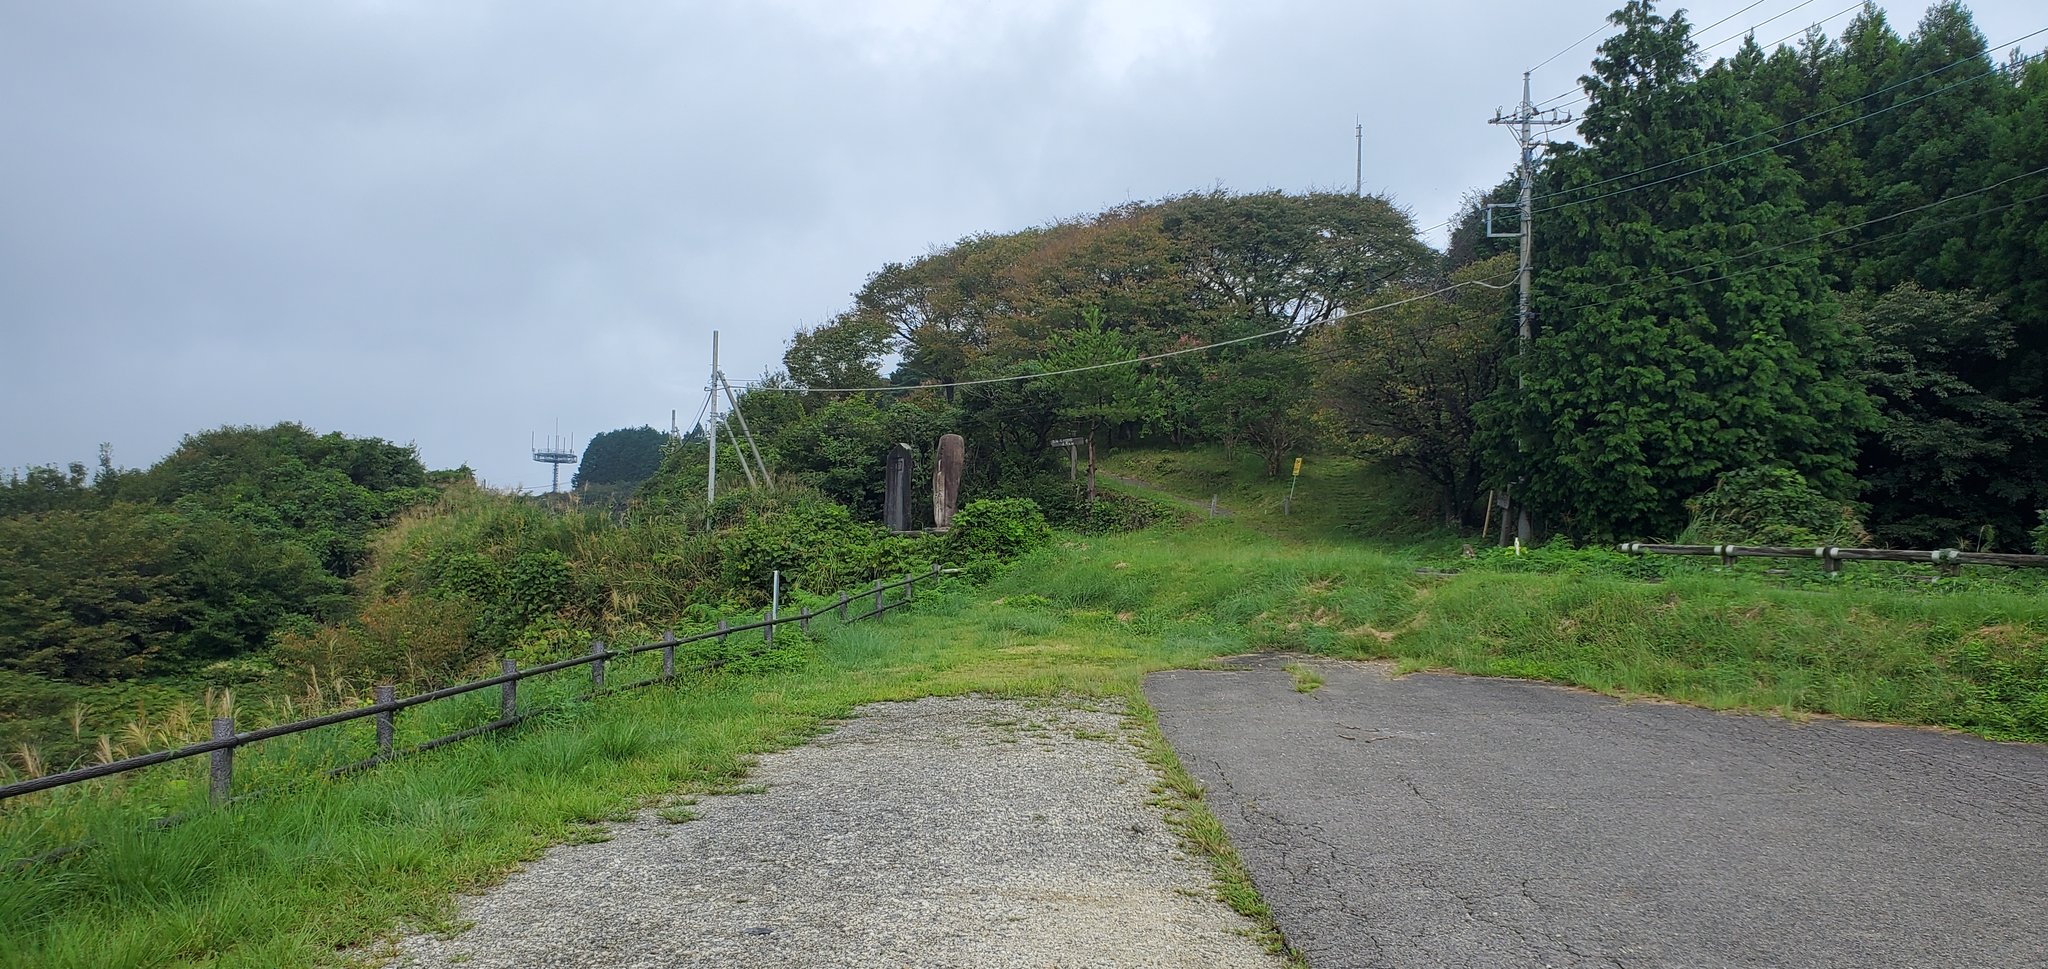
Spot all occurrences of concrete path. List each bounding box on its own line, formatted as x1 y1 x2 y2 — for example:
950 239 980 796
389 695 1282 969
1146 654 2048 969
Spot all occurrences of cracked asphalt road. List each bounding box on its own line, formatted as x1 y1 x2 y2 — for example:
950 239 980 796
1145 654 2048 969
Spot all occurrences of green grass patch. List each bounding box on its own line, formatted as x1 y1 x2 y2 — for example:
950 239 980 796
1283 664 1324 693
1098 446 1439 544
4 517 2044 966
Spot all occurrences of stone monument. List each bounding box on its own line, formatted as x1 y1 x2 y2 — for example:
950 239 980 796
932 433 965 530
884 443 915 533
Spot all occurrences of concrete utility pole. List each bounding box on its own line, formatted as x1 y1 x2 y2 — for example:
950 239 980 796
706 330 721 516
1487 72 1573 543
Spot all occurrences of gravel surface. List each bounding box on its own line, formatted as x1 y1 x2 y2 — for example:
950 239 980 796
1147 653 2048 969
387 695 1283 969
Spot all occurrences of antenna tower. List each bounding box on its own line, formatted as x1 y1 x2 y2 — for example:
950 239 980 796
531 429 578 494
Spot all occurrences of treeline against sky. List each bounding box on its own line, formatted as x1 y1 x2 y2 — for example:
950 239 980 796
750 0 2046 548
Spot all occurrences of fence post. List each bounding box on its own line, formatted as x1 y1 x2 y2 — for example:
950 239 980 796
767 571 779 645
500 658 518 721
718 618 729 642
873 577 884 614
374 685 396 756
1718 544 1735 568
209 716 234 806
589 640 607 688
800 608 811 634
660 631 676 680
906 571 915 600
837 592 849 622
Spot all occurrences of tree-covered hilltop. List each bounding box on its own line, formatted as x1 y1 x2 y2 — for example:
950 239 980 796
745 0 2045 547
0 424 439 683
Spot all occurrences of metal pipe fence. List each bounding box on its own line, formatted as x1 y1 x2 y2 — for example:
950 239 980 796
0 565 956 806
1618 542 2048 576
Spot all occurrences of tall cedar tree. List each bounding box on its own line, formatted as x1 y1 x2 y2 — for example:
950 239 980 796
1507 1 1869 539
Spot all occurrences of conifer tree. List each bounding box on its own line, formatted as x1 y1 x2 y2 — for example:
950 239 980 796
1503 1 1870 539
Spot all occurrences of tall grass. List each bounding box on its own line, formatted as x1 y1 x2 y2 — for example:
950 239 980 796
4 520 2042 966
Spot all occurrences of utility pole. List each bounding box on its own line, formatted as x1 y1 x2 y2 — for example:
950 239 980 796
706 330 720 518
1488 72 1573 543
1354 121 1363 197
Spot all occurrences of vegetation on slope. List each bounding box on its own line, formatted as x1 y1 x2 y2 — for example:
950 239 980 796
4 515 2043 967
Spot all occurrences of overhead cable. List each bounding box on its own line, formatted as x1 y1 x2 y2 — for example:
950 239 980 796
1538 27 2046 208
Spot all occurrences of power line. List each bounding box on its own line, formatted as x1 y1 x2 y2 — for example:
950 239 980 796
1283 179 2048 377
1536 0 1851 111
1536 44 2044 215
1561 187 2048 314
736 267 1518 396
1563 164 2048 308
744 165 2042 402
1536 27 2046 209
1529 18 1618 75
1531 0 1790 108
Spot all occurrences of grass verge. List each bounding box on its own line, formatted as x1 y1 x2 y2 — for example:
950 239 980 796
4 517 2043 966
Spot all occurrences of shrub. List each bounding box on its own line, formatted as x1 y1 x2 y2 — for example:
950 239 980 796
1681 467 1870 547
947 498 1051 562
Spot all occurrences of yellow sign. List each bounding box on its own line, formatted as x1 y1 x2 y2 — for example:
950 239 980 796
1292 457 1303 476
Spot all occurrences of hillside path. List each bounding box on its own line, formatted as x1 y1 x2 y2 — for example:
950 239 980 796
1099 472 1232 517
387 695 1282 969
1146 653 2048 969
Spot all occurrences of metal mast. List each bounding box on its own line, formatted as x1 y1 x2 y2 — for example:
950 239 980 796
1354 121 1363 196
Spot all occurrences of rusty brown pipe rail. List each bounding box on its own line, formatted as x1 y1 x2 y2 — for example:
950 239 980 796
0 566 959 803
1617 542 2048 574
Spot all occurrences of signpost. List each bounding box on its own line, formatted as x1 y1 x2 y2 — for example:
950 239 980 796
1049 437 1083 481
1286 457 1302 516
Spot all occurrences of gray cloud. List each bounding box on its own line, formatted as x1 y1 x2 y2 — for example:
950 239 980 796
2 0 2035 490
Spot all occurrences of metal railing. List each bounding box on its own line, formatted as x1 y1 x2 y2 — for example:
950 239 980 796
0 566 957 806
1618 542 2048 576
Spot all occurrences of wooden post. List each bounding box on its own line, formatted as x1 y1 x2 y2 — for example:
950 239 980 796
837 593 849 622
500 658 518 720
767 570 779 644
799 609 811 634
660 631 676 679
906 572 915 600
374 685 396 756
1480 489 1495 544
1209 495 1218 518
873 577 884 613
1719 544 1736 568
718 619 729 643
209 716 234 805
589 640 607 688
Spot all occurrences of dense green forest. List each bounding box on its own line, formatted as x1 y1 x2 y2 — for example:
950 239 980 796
753 0 2046 548
6 0 2046 776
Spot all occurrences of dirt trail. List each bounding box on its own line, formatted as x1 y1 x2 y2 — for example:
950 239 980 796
388 696 1282 969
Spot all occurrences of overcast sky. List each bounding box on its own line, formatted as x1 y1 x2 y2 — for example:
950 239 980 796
2 1 2037 492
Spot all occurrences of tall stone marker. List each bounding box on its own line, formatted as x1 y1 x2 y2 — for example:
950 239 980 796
932 433 965 530
884 443 915 533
